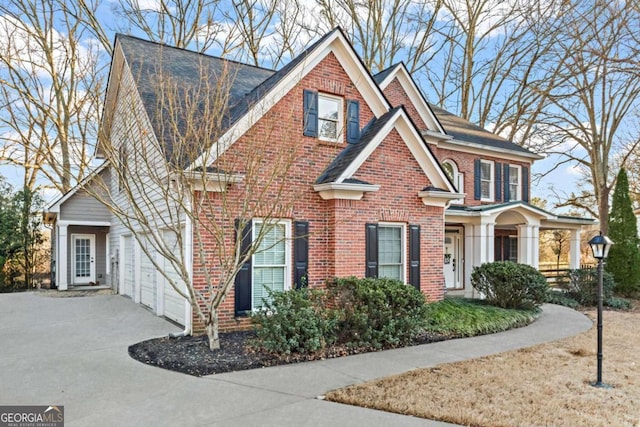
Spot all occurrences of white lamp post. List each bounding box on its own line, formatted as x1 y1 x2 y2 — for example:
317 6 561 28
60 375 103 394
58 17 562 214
588 231 613 388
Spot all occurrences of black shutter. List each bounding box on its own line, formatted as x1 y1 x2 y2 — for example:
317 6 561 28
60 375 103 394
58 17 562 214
409 225 420 290
474 159 481 200
522 166 529 202
495 162 502 202
294 221 309 289
346 100 360 143
303 89 318 137
234 219 252 316
503 164 510 202
494 236 503 261
365 223 378 278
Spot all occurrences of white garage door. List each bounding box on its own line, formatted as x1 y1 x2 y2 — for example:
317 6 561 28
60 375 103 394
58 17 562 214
139 238 157 311
122 235 135 297
162 230 186 326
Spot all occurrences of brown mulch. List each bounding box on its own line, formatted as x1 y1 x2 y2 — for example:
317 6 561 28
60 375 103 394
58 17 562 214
128 330 448 377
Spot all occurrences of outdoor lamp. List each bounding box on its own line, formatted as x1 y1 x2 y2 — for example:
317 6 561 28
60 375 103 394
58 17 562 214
588 231 613 388
588 232 613 260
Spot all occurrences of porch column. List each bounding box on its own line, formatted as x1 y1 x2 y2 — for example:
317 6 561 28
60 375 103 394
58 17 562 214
464 225 475 297
517 224 535 266
569 229 582 269
486 222 495 263
531 225 540 269
58 224 68 290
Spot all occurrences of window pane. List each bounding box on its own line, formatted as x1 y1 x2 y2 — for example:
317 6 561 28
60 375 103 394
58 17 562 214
443 163 454 181
481 162 491 180
378 226 402 281
379 265 402 281
319 119 337 139
509 167 519 184
481 181 491 199
318 97 339 120
253 267 285 309
254 223 285 265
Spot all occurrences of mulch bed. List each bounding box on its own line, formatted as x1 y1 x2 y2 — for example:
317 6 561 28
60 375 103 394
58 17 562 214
128 330 448 377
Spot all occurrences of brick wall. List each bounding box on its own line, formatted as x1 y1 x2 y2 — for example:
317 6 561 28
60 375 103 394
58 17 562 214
190 53 445 332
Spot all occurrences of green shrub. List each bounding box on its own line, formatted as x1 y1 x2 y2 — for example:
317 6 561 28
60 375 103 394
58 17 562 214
545 290 579 309
605 296 632 310
424 298 539 337
559 268 615 306
471 262 549 310
327 277 427 349
251 288 338 355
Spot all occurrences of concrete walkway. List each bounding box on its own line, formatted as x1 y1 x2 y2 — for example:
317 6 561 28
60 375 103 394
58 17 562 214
0 292 592 427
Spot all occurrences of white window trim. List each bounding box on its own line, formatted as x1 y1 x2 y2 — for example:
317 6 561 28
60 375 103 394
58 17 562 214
251 218 292 310
480 160 494 202
508 164 521 201
318 93 343 143
378 222 406 283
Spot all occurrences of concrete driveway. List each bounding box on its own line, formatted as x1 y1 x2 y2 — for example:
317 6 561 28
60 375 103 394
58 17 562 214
0 292 591 427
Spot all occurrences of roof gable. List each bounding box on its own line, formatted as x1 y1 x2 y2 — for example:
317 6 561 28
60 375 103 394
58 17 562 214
191 27 391 170
316 107 456 193
374 63 446 135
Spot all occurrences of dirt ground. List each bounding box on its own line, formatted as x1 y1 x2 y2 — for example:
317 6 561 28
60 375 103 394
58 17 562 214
326 305 640 427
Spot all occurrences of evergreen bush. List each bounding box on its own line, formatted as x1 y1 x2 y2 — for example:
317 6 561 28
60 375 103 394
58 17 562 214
606 168 640 296
471 261 549 310
327 277 428 349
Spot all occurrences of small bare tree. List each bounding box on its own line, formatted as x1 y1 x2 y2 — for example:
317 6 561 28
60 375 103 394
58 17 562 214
91 49 313 349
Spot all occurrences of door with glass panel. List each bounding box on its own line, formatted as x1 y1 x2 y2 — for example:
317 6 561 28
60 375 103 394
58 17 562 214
72 234 95 284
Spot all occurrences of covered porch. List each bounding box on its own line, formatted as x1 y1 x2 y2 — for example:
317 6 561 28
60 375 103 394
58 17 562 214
444 202 595 297
43 165 113 291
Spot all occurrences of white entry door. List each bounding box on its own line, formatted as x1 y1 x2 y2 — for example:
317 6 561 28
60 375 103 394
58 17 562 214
444 231 461 289
72 234 95 284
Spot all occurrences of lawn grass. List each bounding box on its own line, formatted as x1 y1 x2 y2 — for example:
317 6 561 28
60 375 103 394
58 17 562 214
423 297 540 338
326 303 640 427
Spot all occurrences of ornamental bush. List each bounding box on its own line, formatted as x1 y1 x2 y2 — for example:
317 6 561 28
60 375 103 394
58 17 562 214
251 288 338 355
471 262 548 310
559 268 615 306
327 277 428 349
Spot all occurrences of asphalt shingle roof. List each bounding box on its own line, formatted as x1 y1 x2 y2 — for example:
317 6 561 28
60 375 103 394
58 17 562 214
315 107 402 184
116 34 276 167
428 104 535 156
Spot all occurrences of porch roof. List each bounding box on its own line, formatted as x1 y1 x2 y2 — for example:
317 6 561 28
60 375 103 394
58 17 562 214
446 201 596 228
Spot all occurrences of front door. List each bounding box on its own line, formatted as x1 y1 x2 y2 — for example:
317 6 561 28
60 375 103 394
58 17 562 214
72 234 95 284
444 231 461 289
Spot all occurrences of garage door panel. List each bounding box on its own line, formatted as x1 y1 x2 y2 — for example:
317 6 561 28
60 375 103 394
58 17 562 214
123 236 134 297
163 230 186 325
140 245 156 310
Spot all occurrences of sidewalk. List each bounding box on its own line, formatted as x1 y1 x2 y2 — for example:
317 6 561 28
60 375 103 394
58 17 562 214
0 293 592 427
